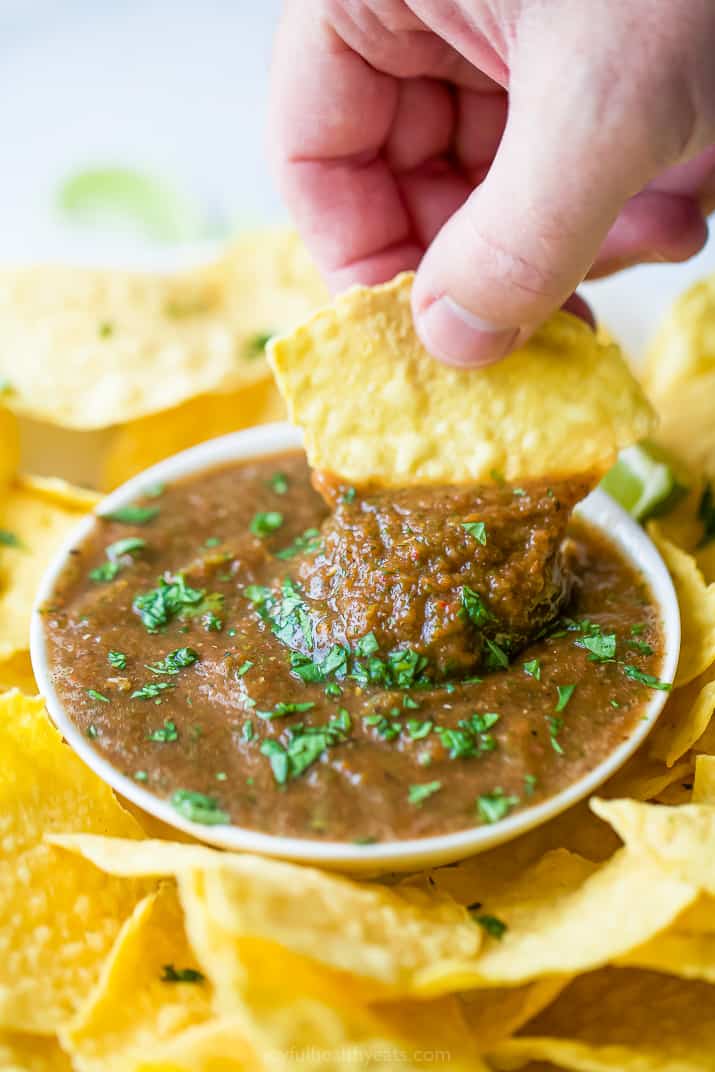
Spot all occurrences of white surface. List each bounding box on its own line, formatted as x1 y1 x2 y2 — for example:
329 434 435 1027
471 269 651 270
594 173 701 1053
31 422 681 874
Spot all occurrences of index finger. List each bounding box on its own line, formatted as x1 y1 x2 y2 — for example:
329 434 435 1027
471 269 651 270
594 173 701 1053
269 3 421 290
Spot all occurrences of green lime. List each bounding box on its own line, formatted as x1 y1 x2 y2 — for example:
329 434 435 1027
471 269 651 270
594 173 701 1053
600 442 689 522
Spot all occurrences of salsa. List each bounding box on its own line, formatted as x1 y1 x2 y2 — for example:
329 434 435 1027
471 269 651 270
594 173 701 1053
42 451 667 843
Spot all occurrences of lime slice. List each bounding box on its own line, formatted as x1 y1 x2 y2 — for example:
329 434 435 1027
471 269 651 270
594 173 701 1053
57 167 209 243
600 442 689 522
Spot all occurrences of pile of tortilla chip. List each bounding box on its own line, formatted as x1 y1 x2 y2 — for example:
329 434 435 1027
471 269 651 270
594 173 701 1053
2 242 715 1071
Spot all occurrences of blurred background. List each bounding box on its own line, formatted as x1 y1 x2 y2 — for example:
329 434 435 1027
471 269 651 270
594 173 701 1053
0 0 712 354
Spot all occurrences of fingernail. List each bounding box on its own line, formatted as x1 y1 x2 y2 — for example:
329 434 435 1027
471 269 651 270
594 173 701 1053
417 296 519 367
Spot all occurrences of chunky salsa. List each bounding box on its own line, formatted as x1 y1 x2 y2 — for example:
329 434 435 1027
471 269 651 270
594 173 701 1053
42 451 667 843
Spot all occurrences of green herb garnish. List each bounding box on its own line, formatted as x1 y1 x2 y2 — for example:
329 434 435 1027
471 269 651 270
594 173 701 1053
148 719 179 742
108 650 127 670
622 665 672 691
245 331 273 358
171 789 229 825
269 472 289 495
236 660 253 678
133 574 204 632
462 521 487 544
131 681 175 700
555 684 576 712
485 637 510 671
0 530 21 548
260 713 351 784
101 504 159 525
579 632 616 661
477 788 519 824
408 780 442 805
145 647 199 675
161 964 205 983
86 688 110 703
257 700 315 720
523 658 541 680
438 712 499 759
461 586 492 627
275 527 323 560
249 511 284 538
474 914 508 939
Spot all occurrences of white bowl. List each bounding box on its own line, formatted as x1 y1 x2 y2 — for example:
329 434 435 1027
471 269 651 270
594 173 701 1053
31 422 680 873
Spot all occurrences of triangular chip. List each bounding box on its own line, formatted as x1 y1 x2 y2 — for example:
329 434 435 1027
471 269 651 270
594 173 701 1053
0 229 326 429
269 273 654 487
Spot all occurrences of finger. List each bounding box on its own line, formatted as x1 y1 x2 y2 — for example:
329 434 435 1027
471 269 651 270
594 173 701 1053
412 27 690 366
588 190 708 278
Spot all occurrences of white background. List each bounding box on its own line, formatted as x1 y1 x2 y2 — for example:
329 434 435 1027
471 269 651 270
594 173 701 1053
0 0 712 362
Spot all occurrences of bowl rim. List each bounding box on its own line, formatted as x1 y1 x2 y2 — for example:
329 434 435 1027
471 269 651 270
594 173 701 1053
31 422 681 873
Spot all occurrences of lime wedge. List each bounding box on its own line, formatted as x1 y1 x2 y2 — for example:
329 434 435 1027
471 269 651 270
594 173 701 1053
600 442 689 522
57 167 209 243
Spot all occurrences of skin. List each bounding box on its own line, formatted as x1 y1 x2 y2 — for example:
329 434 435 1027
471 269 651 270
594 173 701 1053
270 0 715 366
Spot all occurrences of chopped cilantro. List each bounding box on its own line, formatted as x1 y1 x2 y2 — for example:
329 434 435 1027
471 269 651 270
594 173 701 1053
242 720 254 742
610 699 621 708
134 770 148 782
474 914 508 939
477 788 519 824
461 586 492 627
257 700 315 720
108 650 127 670
485 637 509 671
0 530 21 548
202 610 223 632
524 773 538 796
548 716 565 754
101 503 159 525
171 789 229 826
354 632 379 657
402 694 420 709
161 964 205 983
145 647 199 675
247 578 313 649
98 320 114 338
622 665 672 691
236 660 253 678
215 771 227 781
438 712 499 759
86 688 110 703
513 487 526 496
697 482 715 547
290 645 348 683
523 658 541 680
325 682 343 698
261 713 351 784
555 684 576 712
106 536 146 560
579 632 616 661
340 486 356 504
133 574 205 631
630 624 647 636
269 472 289 495
204 536 221 548
408 780 442 805
625 638 654 655
86 724 98 739
406 718 433 740
89 560 121 583
364 714 402 741
131 681 175 700
148 719 179 742
462 521 487 544
353 835 378 846
249 511 284 538
275 527 323 559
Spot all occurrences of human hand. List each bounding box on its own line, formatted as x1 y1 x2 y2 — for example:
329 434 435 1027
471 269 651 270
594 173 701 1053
270 0 715 366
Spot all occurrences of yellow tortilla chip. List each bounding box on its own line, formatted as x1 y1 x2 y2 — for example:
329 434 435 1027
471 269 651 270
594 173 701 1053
655 371 715 481
0 652 37 694
592 798 715 893
693 754 715 803
0 404 19 488
618 894 715 983
648 523 715 687
102 377 286 490
0 476 95 658
649 666 715 765
643 274 715 402
268 273 654 486
62 885 213 1072
0 1031 73 1072
653 480 715 585
17 473 100 510
489 967 715 1072
459 978 570 1053
0 691 147 1033
48 837 481 999
0 230 326 429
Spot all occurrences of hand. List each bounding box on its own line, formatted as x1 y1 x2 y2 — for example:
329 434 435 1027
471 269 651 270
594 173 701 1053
269 0 715 366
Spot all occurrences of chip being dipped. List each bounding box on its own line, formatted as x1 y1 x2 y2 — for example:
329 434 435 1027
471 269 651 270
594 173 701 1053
268 272 654 488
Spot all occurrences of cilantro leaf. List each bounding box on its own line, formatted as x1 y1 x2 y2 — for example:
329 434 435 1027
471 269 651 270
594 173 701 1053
249 511 284 538
171 789 229 826
101 503 159 525
408 780 442 805
477 788 519 824
555 684 576 712
462 521 487 544
622 664 672 691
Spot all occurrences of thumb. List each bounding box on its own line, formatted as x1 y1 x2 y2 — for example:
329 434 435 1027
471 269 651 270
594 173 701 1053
412 47 674 366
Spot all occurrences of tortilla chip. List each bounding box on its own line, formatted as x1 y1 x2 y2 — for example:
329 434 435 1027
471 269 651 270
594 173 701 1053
618 894 715 983
0 652 37 694
693 754 715 803
0 691 147 1033
62 885 213 1072
17 474 100 510
47 837 481 998
102 378 286 490
643 274 715 402
0 1031 73 1072
648 523 715 687
592 798 715 893
653 480 715 587
490 967 715 1072
268 273 654 487
0 404 19 488
459 978 570 1053
0 477 95 658
649 666 715 765
655 371 715 484
0 230 326 429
